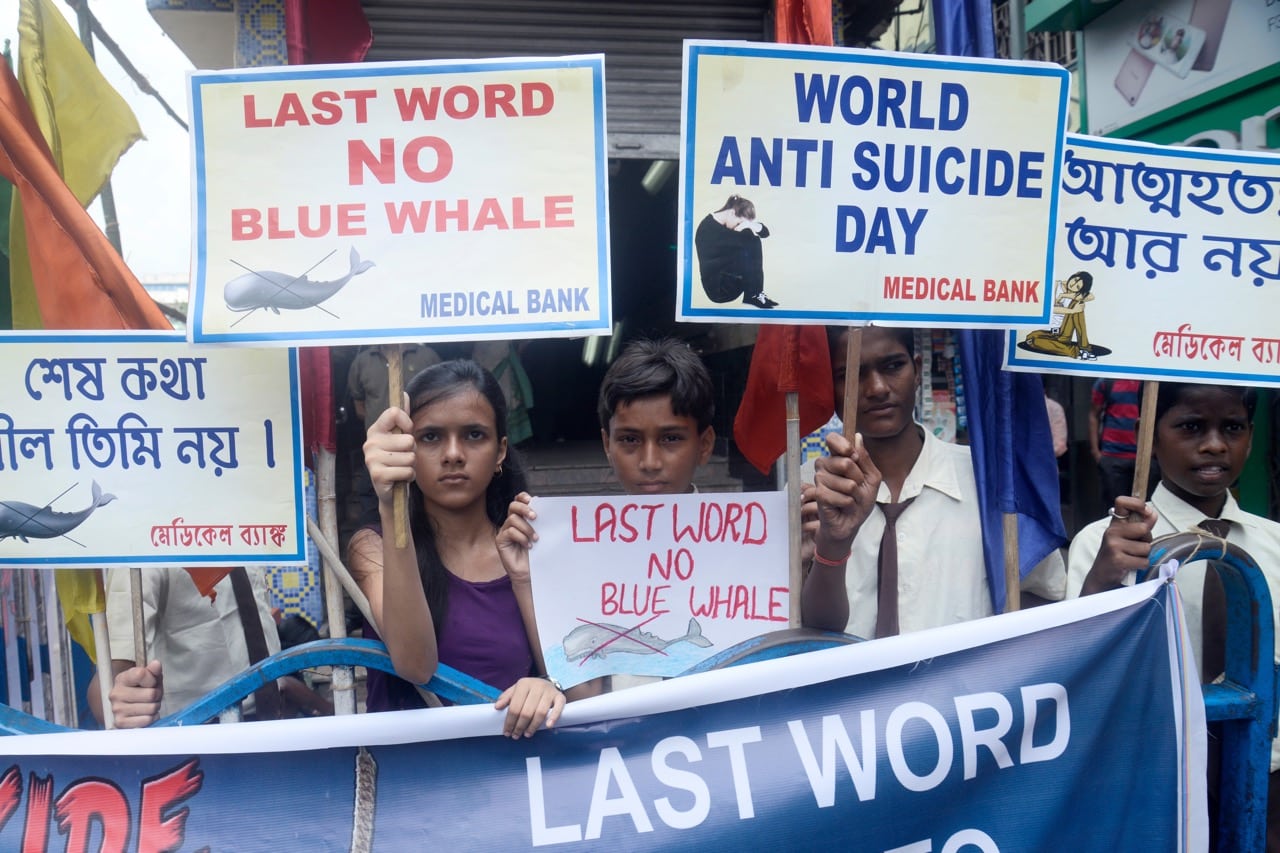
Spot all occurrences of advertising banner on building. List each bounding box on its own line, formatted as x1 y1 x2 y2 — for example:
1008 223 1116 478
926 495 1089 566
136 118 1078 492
526 492 789 688
0 334 304 566
0 580 1204 850
1004 134 1280 385
1084 0 1280 137
677 41 1069 327
187 56 610 345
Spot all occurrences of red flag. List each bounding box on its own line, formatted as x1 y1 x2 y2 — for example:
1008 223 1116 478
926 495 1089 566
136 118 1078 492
0 61 167 331
285 0 373 65
731 0 835 474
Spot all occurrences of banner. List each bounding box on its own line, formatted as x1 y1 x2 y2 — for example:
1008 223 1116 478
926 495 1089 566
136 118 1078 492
676 41 1069 327
1004 134 1280 385
0 334 304 566
1083 0 1280 138
187 56 610 345
527 492 788 688
0 580 1205 850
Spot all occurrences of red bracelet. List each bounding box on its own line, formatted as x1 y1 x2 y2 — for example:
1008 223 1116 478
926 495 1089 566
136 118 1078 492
812 549 850 567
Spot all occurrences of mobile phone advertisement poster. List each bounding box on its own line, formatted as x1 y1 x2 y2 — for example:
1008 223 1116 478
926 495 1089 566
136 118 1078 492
187 56 611 345
0 335 304 566
1004 134 1280 386
677 41 1069 327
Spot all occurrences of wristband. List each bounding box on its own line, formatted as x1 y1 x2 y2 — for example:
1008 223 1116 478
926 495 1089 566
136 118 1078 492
542 674 564 692
812 549 850 568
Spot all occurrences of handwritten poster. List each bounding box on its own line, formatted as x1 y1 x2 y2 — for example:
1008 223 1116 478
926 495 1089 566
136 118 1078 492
677 41 1069 326
0 335 304 567
188 56 610 345
527 492 788 688
1004 134 1280 386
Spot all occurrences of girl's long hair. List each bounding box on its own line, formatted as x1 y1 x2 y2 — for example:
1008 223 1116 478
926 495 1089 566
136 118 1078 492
403 360 527 632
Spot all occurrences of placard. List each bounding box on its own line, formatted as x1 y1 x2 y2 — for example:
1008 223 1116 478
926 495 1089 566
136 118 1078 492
677 41 1068 326
527 492 788 688
188 56 610 345
1005 134 1280 385
0 334 304 566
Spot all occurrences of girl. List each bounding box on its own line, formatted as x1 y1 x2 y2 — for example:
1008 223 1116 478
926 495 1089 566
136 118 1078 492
350 359 563 738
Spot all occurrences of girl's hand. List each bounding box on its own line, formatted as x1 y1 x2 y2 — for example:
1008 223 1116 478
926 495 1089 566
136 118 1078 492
363 394 415 505
495 676 564 739
496 492 537 586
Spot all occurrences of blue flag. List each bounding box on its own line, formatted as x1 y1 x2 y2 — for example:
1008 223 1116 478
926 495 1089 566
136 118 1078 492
932 0 1068 610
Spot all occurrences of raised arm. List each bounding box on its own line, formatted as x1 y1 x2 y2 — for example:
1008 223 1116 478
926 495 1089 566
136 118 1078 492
365 399 438 684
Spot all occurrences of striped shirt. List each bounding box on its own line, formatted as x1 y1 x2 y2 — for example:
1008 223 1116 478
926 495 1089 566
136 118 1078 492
1092 379 1140 459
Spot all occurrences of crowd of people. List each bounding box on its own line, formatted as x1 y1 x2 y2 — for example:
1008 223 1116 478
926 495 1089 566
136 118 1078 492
88 330 1280 842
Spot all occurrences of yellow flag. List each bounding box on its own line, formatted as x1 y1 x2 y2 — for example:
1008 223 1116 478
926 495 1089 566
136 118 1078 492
54 568 105 662
10 0 143 329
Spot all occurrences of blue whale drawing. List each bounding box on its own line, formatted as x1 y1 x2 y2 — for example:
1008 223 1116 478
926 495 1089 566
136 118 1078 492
563 617 713 662
223 247 374 313
0 481 116 543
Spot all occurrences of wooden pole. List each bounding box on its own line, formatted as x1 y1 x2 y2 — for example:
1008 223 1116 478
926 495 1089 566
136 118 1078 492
786 391 802 627
129 567 146 669
385 345 409 548
841 328 863 439
91 611 114 729
317 449 356 715
1003 514 1020 612
1131 380 1161 499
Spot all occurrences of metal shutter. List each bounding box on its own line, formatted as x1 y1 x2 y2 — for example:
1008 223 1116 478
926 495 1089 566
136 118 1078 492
361 0 771 158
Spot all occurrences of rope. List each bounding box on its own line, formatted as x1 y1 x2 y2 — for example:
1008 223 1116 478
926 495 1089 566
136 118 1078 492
350 746 378 853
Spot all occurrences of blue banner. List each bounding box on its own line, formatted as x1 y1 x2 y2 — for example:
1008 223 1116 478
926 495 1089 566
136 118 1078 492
0 581 1204 851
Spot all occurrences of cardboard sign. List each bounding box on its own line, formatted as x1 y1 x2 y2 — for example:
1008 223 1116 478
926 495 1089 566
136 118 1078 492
1005 134 1280 385
188 56 611 345
527 492 788 688
0 334 304 566
677 41 1069 326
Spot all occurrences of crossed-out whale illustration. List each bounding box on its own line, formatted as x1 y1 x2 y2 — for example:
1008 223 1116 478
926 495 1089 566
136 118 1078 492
563 617 713 662
223 247 374 314
0 481 116 543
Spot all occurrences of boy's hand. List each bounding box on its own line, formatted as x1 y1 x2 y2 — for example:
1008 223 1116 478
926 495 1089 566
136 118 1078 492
1081 496 1159 595
813 432 881 559
110 660 163 729
363 393 415 506
800 482 818 564
495 676 564 739
497 492 537 586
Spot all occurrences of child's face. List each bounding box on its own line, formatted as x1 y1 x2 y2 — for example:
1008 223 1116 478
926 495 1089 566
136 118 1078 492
410 388 506 513
833 327 921 441
602 395 713 495
1154 387 1252 518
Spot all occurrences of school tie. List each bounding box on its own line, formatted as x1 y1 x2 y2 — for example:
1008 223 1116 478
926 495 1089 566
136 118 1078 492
1197 518 1232 683
874 497 916 639
228 567 283 721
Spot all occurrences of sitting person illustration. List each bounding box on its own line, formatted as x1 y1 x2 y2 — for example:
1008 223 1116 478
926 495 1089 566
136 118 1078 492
1021 271 1100 360
693 194 777 309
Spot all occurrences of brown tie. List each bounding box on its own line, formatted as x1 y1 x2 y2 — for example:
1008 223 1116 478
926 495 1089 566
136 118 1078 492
1196 519 1232 683
875 498 916 639
228 567 283 721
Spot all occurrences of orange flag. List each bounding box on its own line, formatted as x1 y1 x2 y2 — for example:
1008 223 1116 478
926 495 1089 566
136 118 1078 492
731 0 836 475
0 60 168 330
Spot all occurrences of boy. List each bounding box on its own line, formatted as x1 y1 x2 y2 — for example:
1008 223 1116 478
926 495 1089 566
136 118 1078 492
801 326 1063 637
497 338 715 689
1066 382 1280 849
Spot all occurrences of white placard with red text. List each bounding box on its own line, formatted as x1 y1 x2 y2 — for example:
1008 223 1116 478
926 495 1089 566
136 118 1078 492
187 56 610 345
527 492 788 689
